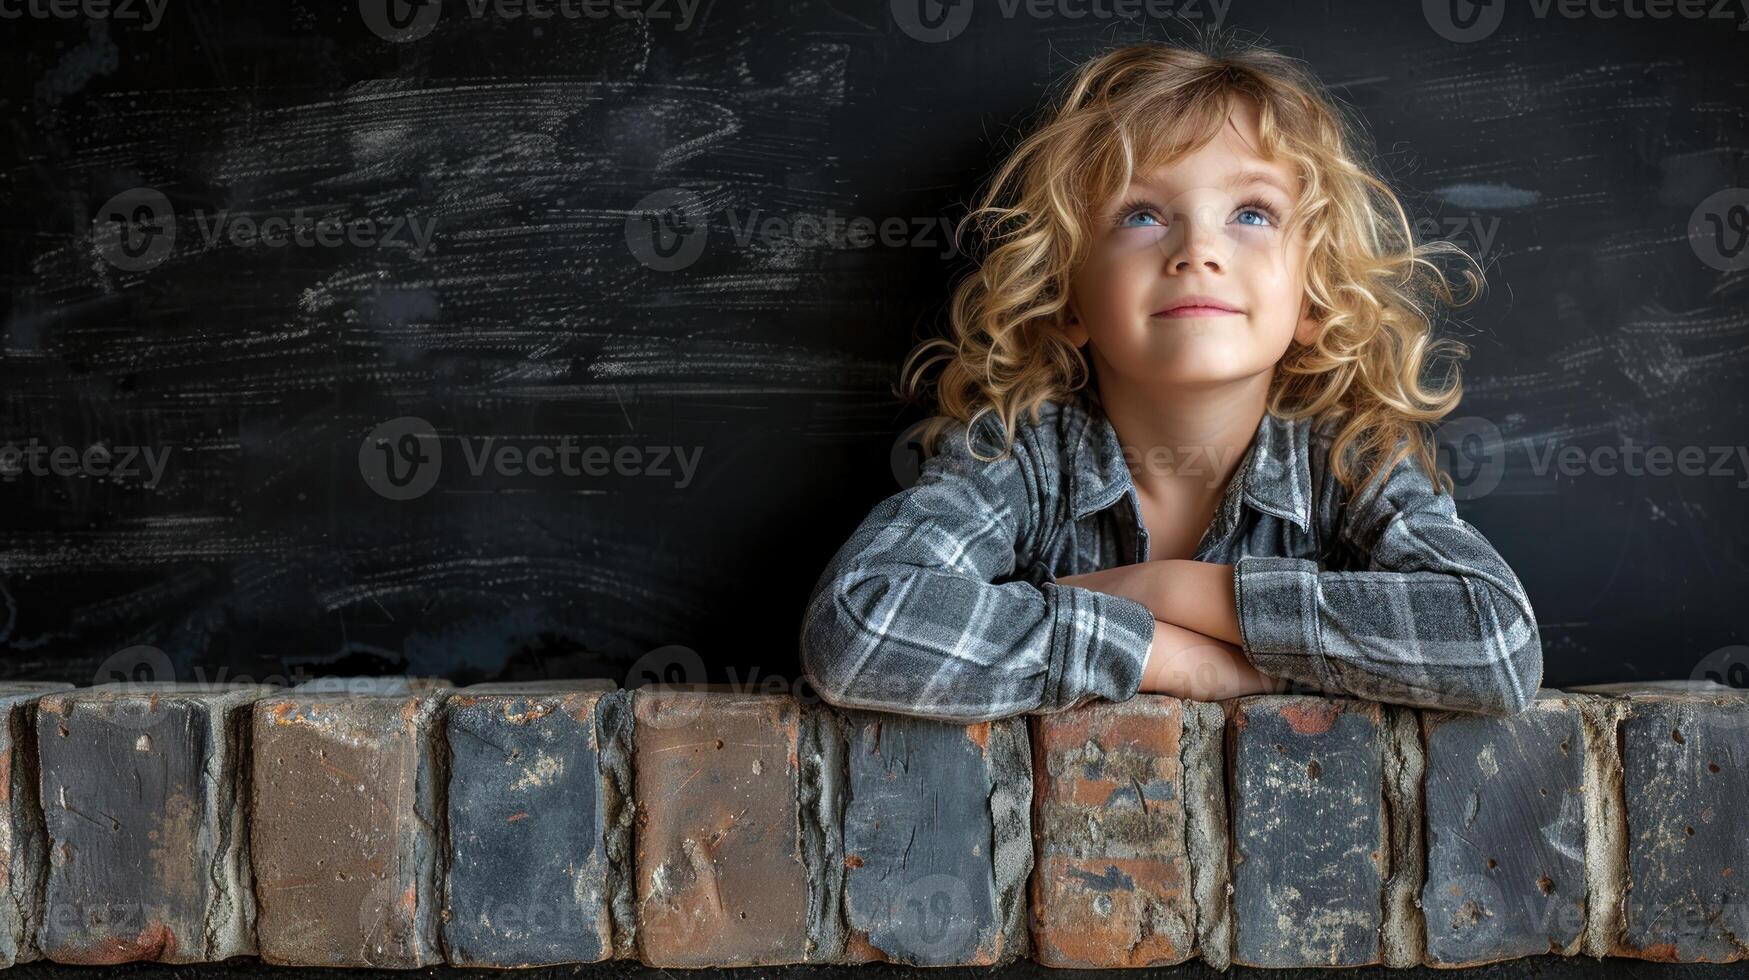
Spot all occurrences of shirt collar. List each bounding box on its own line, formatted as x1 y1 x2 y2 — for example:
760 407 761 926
1067 390 1313 532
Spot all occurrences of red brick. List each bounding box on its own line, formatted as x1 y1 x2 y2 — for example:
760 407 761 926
632 691 811 967
1030 696 1196 968
249 694 444 968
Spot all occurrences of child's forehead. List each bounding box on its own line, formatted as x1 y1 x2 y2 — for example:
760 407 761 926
1100 146 1304 205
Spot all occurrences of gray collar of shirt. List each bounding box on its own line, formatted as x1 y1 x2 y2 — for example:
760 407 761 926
1063 389 1315 533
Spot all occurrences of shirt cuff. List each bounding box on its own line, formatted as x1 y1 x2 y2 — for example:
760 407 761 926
1039 582 1154 712
1233 555 1332 693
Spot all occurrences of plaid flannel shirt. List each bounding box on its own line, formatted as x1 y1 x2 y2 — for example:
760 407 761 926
799 391 1543 722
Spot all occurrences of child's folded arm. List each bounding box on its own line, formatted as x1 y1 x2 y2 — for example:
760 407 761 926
1232 450 1545 717
798 425 1155 724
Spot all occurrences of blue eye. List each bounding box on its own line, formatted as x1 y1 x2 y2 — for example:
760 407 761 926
1115 196 1282 231
1236 198 1281 227
1119 207 1162 228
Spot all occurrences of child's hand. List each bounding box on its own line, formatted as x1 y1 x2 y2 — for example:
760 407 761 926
1139 619 1286 701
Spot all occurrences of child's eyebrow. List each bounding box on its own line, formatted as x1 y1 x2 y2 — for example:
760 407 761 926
1130 168 1298 199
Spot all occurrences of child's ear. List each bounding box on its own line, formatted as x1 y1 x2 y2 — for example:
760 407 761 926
1063 302 1089 347
1293 296 1321 347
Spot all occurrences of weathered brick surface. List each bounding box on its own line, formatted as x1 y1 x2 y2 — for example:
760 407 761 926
1379 704 1426 968
1420 691 1587 966
249 693 445 968
840 711 1030 967
36 683 269 965
442 682 632 967
1586 682 1749 962
0 675 1733 971
292 677 454 695
632 691 829 967
1028 696 1195 968
1228 696 1386 968
0 683 71 969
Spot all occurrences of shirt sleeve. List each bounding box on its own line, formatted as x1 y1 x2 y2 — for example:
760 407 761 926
799 417 1158 723
1232 444 1544 717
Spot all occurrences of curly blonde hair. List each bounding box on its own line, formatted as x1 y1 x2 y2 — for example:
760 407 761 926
898 39 1482 505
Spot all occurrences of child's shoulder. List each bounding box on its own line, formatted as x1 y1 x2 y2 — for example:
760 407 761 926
932 393 1106 471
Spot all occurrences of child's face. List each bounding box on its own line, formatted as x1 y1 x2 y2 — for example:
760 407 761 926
1064 97 1319 395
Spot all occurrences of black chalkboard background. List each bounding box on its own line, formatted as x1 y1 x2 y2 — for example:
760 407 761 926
3 0 1747 698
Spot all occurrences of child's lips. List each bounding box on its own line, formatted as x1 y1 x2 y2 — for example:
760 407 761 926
1152 305 1243 318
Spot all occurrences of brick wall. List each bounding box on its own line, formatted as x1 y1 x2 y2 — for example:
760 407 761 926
0 677 1741 969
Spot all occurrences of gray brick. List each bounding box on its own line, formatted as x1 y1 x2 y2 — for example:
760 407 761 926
36 683 270 964
1579 682 1749 962
840 711 1030 967
0 683 70 969
442 682 632 966
250 693 445 968
1420 691 1587 966
1229 696 1386 968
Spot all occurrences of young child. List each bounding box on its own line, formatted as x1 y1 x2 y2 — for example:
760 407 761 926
799 41 1543 723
